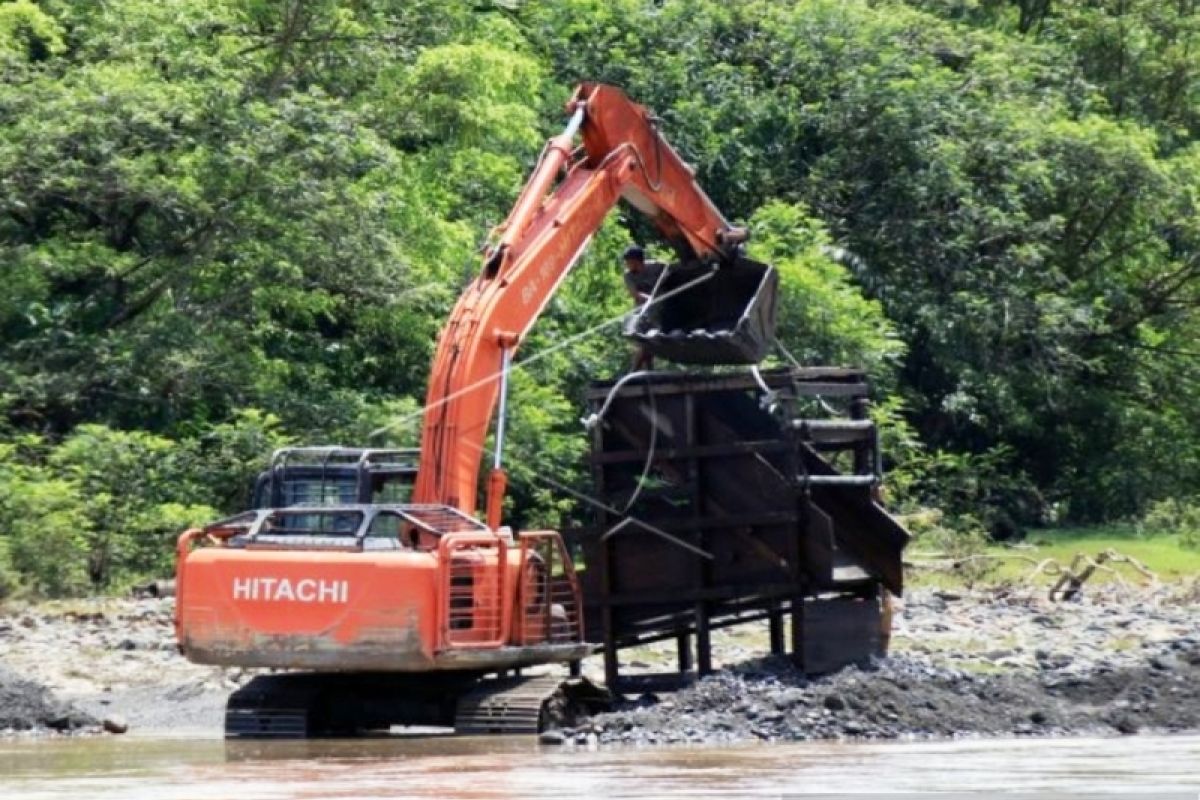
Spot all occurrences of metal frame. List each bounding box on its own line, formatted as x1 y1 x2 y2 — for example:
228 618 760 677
254 446 421 508
577 366 908 692
197 503 488 551
438 533 510 650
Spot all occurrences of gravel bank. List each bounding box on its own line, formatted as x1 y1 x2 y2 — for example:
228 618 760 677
0 666 97 736
568 645 1200 746
1 585 1197 742
564 584 1200 746
0 598 244 736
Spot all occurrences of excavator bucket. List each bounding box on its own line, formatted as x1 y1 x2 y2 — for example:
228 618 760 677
623 257 778 365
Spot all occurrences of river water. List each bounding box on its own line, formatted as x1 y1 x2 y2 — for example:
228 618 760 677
2 733 1198 799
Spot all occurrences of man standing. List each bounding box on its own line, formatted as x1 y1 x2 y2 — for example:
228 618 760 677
622 245 665 305
622 245 665 370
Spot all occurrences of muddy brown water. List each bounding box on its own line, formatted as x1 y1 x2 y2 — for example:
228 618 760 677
1 733 1198 799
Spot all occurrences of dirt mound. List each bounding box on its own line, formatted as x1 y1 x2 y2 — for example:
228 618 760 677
577 642 1200 746
0 666 98 735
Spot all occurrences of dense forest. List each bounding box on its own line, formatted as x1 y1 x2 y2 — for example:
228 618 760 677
1 0 1198 595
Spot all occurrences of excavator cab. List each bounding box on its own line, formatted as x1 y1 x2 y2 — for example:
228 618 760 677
623 256 779 364
250 447 419 509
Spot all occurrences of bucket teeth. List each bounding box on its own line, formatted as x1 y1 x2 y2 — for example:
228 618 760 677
623 257 778 365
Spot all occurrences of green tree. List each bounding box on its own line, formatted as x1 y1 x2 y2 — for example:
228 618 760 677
4 0 1200 595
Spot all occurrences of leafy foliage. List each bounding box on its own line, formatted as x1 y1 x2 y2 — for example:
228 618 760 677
0 428 218 594
748 201 904 384
1140 497 1200 551
2 0 1199 593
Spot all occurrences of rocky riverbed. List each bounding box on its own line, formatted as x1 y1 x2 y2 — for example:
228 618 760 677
565 645 1200 746
566 583 1200 745
1 583 1197 741
0 598 244 736
0 665 97 735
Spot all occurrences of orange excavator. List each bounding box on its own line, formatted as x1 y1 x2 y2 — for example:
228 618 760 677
174 82 777 736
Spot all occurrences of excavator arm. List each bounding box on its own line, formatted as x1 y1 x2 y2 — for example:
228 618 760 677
411 82 763 521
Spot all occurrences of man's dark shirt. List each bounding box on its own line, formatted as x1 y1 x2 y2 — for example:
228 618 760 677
623 260 666 301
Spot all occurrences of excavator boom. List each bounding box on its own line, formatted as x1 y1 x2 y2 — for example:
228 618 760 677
412 82 774 518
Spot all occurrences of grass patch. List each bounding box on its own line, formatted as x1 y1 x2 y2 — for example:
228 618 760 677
908 524 1200 590
1005 525 1200 581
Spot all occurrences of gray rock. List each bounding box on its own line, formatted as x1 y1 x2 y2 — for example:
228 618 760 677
772 688 805 709
0 666 98 733
102 715 129 734
1112 715 1140 735
1148 655 1177 671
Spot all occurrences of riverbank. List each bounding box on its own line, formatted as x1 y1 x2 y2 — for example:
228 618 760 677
0 598 240 736
579 641 1200 746
1 582 1197 741
557 581 1200 746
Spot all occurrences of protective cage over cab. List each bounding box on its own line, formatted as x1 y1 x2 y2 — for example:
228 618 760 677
623 256 779 365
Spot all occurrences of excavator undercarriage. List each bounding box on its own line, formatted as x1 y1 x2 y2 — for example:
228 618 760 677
224 671 610 738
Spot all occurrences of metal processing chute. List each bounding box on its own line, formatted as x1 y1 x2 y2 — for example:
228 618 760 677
623 256 779 365
577 367 911 691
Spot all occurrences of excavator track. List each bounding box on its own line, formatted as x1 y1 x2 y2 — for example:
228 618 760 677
225 672 479 738
454 675 565 735
224 672 610 738
225 674 323 739
454 674 614 735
